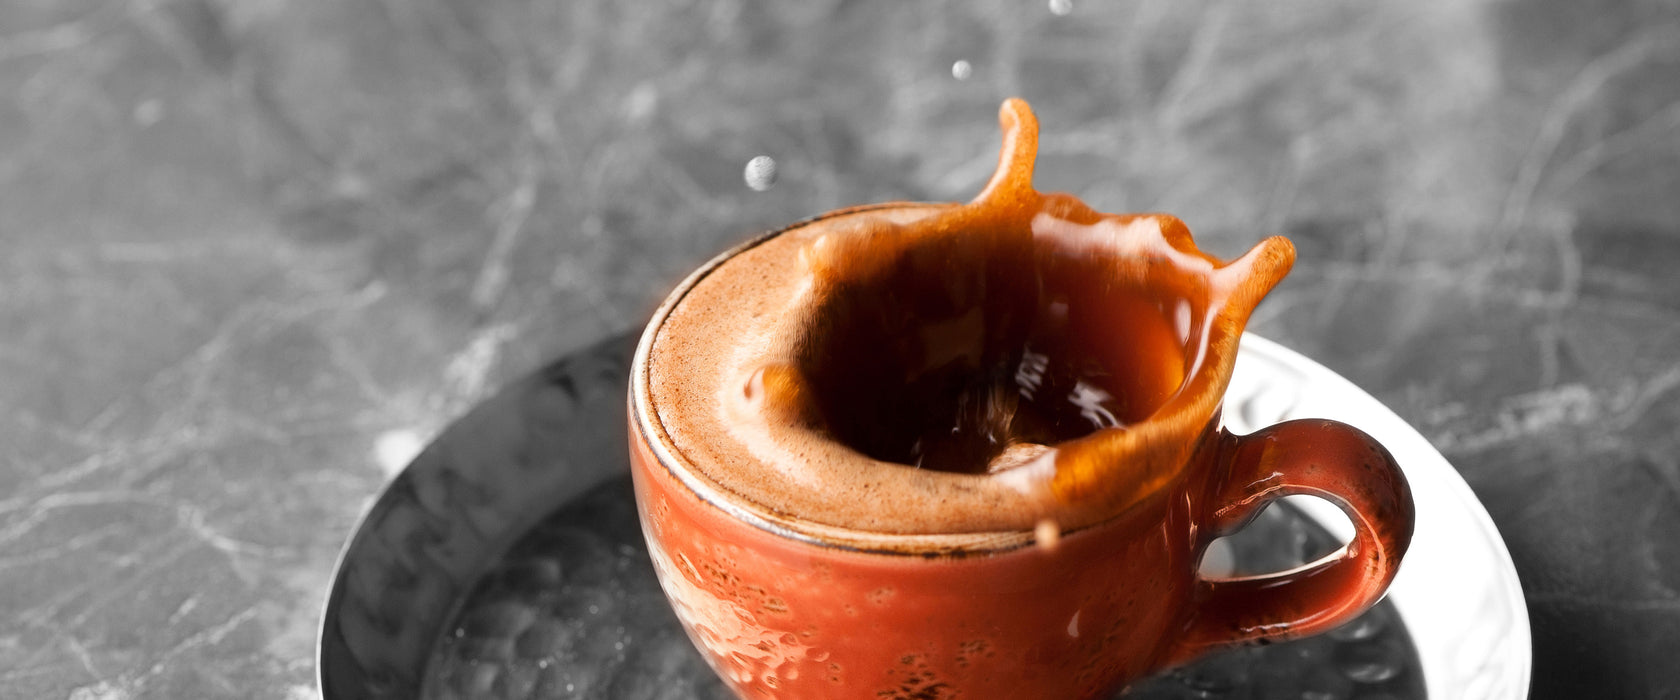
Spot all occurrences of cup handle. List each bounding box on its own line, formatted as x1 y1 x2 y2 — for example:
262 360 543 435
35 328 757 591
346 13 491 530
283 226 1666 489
1161 418 1415 668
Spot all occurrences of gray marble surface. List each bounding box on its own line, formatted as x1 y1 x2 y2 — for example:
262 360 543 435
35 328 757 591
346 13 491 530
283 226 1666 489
3 0 1678 698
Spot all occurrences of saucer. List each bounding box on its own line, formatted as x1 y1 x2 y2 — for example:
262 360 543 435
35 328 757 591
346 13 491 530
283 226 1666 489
1223 335 1532 700
317 332 1530 699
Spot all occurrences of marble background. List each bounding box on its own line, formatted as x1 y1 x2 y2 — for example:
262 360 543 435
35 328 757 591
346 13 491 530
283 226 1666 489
3 0 1679 697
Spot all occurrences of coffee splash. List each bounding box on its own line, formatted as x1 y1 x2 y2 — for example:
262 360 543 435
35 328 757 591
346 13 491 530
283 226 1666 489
776 195 1193 477
648 99 1294 537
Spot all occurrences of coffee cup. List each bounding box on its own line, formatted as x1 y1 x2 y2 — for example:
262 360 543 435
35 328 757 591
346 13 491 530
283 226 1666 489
627 99 1413 699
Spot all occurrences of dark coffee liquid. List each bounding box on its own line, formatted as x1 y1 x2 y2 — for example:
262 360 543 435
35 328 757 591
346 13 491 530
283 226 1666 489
792 215 1196 475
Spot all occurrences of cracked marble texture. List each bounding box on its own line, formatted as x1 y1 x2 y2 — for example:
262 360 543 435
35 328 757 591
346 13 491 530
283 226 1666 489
2 0 1678 697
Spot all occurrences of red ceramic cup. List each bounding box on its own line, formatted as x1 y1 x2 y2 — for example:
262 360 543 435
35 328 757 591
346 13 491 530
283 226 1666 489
628 101 1413 700
627 243 1413 698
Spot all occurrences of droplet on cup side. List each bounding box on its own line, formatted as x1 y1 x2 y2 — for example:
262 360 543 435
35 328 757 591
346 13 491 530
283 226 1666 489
1035 519 1061 551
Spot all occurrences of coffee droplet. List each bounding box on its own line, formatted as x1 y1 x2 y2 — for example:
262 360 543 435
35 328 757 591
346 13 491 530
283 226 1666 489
1049 0 1073 16
1034 519 1061 551
744 155 777 191
951 60 974 81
